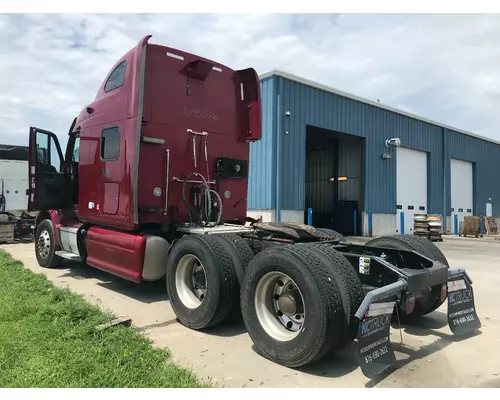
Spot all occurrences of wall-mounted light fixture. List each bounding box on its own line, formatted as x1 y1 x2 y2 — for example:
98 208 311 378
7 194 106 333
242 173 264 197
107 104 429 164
382 137 401 159
385 138 401 148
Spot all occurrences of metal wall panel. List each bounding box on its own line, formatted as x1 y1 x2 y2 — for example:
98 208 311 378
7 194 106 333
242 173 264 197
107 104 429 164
278 78 444 214
247 77 276 209
444 129 500 216
248 74 500 218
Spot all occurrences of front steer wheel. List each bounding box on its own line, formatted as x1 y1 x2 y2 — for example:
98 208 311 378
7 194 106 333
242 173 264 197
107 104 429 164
166 234 239 330
34 219 63 268
240 244 347 368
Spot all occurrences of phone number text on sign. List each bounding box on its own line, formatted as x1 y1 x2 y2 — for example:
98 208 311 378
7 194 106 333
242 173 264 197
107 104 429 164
364 345 389 364
450 307 476 326
453 315 475 326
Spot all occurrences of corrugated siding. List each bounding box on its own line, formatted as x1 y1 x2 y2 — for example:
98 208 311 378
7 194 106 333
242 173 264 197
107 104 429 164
444 129 500 216
278 77 444 214
248 74 500 217
247 77 275 209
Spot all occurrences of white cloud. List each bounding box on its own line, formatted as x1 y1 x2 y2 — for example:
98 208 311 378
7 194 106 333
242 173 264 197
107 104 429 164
1 13 500 148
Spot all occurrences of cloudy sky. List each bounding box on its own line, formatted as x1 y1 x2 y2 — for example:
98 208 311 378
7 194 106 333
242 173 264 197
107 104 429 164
1 13 500 148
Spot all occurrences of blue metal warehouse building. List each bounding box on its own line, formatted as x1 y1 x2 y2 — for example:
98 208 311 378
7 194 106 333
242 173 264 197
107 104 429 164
247 70 500 237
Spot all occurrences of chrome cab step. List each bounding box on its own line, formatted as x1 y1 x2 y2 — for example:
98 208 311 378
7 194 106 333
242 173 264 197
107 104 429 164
55 250 81 261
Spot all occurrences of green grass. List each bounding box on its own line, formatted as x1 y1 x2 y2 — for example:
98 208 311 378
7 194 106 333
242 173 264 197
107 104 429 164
0 249 208 388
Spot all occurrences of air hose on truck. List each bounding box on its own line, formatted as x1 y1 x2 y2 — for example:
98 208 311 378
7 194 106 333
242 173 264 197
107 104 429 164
181 129 223 228
181 171 223 227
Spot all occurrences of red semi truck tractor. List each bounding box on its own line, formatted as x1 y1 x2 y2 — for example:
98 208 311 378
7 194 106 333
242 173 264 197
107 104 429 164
28 35 481 379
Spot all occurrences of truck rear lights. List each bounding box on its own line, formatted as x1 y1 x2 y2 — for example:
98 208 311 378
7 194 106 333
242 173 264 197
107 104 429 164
440 283 448 303
405 294 416 315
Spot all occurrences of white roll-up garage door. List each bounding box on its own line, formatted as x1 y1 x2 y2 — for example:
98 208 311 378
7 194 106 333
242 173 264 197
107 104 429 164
450 158 473 234
396 147 428 234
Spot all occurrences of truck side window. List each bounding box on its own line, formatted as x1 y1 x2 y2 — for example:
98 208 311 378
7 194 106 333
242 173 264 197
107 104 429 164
101 127 120 161
73 136 80 162
104 60 126 93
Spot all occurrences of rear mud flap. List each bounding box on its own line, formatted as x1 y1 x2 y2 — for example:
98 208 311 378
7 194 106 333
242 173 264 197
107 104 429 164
357 299 397 379
447 271 481 335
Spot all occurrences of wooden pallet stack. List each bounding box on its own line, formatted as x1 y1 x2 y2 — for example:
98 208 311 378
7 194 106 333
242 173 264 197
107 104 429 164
412 214 443 241
485 216 498 236
413 214 429 237
427 214 444 241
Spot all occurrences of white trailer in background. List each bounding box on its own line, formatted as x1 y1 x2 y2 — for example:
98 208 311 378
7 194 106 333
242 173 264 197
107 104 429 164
0 144 32 242
0 143 30 212
0 159 29 211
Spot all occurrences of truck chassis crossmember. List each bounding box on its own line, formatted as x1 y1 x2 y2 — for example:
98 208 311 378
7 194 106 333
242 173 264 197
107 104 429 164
26 34 481 381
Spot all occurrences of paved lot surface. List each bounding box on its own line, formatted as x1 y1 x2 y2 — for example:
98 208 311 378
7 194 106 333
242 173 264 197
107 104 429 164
2 236 499 388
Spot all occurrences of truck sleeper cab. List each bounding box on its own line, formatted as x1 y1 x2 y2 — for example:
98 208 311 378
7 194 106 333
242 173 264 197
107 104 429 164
29 35 482 380
29 35 261 281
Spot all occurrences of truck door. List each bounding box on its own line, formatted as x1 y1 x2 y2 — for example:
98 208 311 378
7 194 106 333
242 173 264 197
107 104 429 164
28 127 71 211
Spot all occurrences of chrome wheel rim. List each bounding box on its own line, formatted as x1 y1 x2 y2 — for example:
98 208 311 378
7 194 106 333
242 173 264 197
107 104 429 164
37 229 51 259
254 271 305 342
175 254 207 309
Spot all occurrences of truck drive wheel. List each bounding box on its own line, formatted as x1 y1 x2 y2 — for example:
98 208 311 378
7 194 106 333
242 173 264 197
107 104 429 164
240 244 347 368
166 234 239 330
314 228 347 243
210 233 254 322
34 219 63 268
212 233 254 285
365 234 449 319
308 243 364 349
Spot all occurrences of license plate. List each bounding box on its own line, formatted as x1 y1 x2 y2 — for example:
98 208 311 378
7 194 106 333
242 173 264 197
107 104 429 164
357 299 397 379
447 272 481 335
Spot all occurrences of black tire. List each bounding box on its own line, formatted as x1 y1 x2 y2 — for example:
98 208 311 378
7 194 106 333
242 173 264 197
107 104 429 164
307 244 364 349
213 233 254 285
166 235 239 330
34 219 63 268
240 244 346 367
365 234 449 318
210 233 254 322
366 234 449 267
314 228 347 243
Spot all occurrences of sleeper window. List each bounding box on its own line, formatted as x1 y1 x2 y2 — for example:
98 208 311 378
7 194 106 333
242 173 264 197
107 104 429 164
101 127 120 161
104 60 126 92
